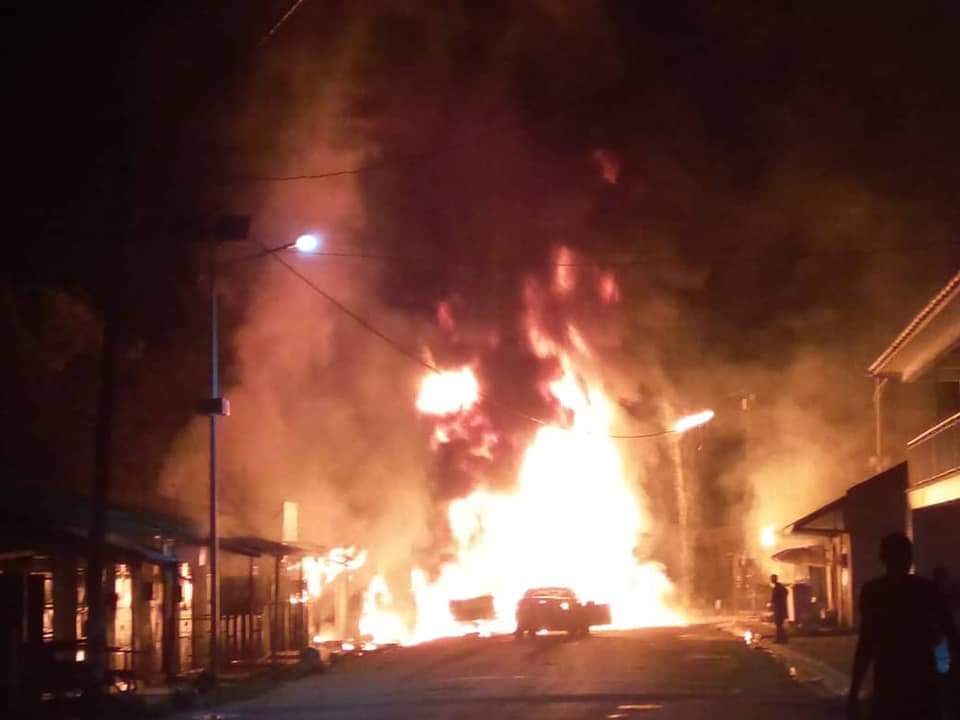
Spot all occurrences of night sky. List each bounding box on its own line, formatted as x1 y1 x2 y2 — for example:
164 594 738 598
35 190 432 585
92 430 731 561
5 1 960 540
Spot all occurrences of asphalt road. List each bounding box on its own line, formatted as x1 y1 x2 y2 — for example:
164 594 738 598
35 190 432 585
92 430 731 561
187 626 843 720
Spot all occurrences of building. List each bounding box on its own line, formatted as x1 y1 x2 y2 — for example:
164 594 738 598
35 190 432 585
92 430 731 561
869 268 960 578
776 268 960 627
0 483 316 711
776 463 907 627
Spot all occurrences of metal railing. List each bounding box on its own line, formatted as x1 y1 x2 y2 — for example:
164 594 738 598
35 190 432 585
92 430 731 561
907 410 960 487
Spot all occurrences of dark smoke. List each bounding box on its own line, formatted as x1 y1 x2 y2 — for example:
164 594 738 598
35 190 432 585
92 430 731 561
157 1 960 588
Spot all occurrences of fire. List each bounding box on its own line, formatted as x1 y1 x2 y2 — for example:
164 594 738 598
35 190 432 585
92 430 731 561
553 247 576 294
400 362 680 641
598 272 621 303
358 575 408 645
356 360 682 644
760 525 777 549
292 546 366 605
416 367 479 416
350 261 682 645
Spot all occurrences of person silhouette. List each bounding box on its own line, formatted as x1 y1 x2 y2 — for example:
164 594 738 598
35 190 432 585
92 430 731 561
847 533 959 720
933 566 959 719
770 574 789 643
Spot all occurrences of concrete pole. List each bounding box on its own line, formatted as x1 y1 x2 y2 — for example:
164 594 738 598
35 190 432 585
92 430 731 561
672 434 692 608
209 273 221 675
873 377 888 471
272 556 281 657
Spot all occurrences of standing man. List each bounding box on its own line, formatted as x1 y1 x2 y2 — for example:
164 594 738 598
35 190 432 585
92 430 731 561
847 533 958 720
770 574 789 644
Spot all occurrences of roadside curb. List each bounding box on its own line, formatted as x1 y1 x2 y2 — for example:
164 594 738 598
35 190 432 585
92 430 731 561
717 621 850 699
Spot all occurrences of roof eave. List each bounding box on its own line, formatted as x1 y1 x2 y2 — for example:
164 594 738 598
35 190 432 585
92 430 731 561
868 269 960 377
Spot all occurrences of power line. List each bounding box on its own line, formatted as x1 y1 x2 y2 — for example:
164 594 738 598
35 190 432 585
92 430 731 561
260 241 704 437
235 1 797 185
262 243 436 374
609 429 677 439
254 168 370 182
262 243 550 428
266 238 959 270
257 0 308 48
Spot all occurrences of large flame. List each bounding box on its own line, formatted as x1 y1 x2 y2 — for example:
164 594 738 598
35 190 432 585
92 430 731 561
416 367 479 416
348 253 681 645
356 358 681 644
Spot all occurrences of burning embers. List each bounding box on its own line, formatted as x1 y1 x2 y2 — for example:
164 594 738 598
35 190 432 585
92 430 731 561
348 248 682 644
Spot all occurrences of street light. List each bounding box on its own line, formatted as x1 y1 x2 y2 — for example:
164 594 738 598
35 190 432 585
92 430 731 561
202 220 320 675
672 409 715 434
668 409 715 608
293 233 322 253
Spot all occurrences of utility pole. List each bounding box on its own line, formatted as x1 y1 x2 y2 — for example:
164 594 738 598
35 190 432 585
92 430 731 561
200 215 249 676
85 265 119 712
208 269 222 675
84 145 132 715
671 432 691 608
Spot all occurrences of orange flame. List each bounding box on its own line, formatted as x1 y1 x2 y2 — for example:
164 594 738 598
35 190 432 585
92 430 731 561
293 547 366 606
416 368 479 416
358 361 681 644
355 282 682 645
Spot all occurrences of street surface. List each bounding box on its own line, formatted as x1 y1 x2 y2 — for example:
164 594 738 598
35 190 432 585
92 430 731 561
184 625 842 720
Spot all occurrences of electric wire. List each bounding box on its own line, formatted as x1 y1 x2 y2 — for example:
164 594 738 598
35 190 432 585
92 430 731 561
252 238 960 269
236 0 797 185
256 0 308 48
259 242 700 437
261 243 551 428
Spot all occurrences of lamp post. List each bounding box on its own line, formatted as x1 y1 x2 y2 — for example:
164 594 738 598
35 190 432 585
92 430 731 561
668 410 715 608
200 220 322 674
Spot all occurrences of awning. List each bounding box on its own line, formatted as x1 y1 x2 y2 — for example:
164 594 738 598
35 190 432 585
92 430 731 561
772 545 828 566
782 496 846 536
219 536 318 558
0 483 198 565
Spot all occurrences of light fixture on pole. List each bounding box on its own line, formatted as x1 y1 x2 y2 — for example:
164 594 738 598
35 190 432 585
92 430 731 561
200 218 320 675
672 409 715 434
668 408 715 609
293 233 322 253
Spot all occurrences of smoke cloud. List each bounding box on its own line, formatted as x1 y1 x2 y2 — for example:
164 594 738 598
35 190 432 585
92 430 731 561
157 1 960 599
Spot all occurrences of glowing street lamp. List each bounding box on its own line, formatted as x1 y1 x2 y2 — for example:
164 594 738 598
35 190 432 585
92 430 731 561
673 409 715 434
668 408 714 608
202 220 322 675
293 233 322 253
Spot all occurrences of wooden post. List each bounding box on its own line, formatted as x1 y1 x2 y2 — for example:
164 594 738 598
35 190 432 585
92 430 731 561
104 564 117 657
161 565 178 678
53 553 77 643
272 556 280 656
192 554 208 670
247 557 255 658
132 563 153 679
